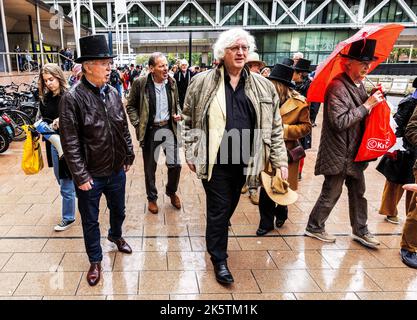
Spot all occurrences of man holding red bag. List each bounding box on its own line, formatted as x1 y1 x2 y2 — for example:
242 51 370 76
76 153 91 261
305 39 384 248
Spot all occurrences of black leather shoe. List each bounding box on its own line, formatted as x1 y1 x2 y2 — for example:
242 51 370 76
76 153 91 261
213 262 234 284
275 219 286 228
256 227 273 236
107 236 132 254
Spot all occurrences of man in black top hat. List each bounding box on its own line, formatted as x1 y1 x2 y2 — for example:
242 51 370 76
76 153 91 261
305 38 384 248
60 34 135 287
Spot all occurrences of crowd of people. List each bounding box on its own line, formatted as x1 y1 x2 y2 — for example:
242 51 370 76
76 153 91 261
33 29 417 287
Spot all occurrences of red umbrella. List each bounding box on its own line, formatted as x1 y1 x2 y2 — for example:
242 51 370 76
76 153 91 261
307 23 405 103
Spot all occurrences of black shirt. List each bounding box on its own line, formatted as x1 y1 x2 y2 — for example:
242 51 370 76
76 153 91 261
39 92 61 124
216 68 255 165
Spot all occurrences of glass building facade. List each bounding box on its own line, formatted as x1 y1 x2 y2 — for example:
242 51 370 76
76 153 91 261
57 0 417 65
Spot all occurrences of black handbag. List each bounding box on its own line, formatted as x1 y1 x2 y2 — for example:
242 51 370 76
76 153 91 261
376 150 416 184
287 142 306 163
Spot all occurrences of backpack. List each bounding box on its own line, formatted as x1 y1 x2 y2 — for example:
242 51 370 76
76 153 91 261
110 70 119 85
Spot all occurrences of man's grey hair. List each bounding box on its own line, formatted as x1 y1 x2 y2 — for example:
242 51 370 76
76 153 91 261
149 52 166 67
213 28 256 61
340 57 354 73
292 52 304 60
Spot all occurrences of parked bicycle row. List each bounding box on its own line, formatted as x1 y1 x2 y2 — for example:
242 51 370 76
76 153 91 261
0 77 39 153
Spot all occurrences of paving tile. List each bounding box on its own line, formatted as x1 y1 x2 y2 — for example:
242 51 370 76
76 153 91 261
143 225 188 236
228 251 278 270
320 249 384 269
309 269 381 292
190 237 241 251
2 253 64 272
197 270 260 294
5 226 53 237
0 296 42 300
356 292 417 300
0 253 11 270
167 252 212 271
107 294 169 300
269 250 332 269
139 271 198 294
59 252 115 272
42 239 86 253
368 248 405 268
0 212 44 226
294 292 359 300
113 252 167 271
252 270 321 293
170 294 232 300
0 273 25 296
76 272 139 296
143 237 191 251
237 237 291 251
43 295 106 300
14 272 82 296
283 236 340 250
364 268 417 291
233 293 296 300
0 226 11 236
0 239 47 253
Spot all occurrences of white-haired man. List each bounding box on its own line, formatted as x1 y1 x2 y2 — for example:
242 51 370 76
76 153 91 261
182 28 288 284
305 39 384 248
174 59 193 110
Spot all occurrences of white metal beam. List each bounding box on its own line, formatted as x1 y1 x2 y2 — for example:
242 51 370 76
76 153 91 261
363 0 390 23
335 0 358 24
215 0 220 25
243 1 248 27
161 0 165 26
191 0 215 26
304 0 331 25
275 0 302 25
358 0 366 24
136 1 161 27
396 0 417 23
219 0 245 26
299 0 306 24
165 0 189 27
88 0 95 34
271 0 277 24
247 0 271 25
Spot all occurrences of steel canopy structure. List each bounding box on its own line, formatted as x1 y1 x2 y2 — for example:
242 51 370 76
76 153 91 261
46 0 417 33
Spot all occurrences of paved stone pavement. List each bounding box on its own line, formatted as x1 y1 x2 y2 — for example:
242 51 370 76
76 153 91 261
0 108 415 301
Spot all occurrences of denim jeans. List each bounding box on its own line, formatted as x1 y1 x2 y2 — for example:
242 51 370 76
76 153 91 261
51 145 76 223
75 169 127 263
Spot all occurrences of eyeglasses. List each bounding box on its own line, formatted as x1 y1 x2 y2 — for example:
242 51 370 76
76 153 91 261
88 60 113 67
226 45 249 53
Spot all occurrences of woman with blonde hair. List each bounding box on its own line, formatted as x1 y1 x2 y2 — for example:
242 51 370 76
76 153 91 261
38 63 76 231
256 63 311 236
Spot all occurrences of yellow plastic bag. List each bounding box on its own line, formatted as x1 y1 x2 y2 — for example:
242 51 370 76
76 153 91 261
21 125 44 175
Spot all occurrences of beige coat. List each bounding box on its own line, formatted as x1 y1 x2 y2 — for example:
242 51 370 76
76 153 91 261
182 65 288 186
280 91 311 190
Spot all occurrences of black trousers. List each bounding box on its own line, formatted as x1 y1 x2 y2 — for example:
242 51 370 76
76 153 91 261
142 125 181 201
202 164 246 263
310 102 321 124
258 187 288 230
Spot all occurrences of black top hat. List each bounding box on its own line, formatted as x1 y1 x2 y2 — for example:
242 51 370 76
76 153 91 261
267 63 295 88
413 77 417 89
293 58 312 72
281 58 294 67
74 35 116 63
340 38 378 62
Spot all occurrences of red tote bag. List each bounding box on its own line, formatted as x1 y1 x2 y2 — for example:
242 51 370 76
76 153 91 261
354 99 396 162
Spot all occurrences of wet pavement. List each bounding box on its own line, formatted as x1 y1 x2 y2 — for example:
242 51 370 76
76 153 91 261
0 107 415 300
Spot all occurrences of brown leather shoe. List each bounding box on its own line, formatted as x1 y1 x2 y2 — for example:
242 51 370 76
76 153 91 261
107 236 132 254
87 262 102 286
168 193 181 209
148 201 158 214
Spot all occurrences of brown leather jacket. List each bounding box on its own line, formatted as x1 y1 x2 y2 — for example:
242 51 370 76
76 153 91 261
59 76 135 186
